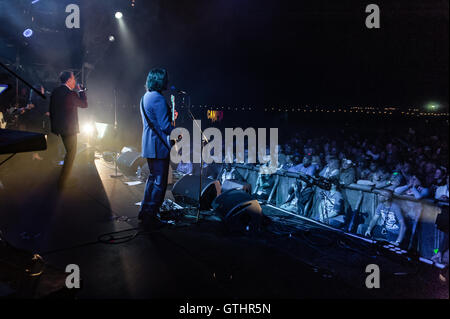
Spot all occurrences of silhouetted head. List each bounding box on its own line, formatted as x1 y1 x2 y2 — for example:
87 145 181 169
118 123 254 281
60 71 76 90
302 155 312 167
146 68 168 92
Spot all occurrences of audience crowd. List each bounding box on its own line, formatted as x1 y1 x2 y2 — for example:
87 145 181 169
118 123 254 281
175 124 449 263
273 126 448 201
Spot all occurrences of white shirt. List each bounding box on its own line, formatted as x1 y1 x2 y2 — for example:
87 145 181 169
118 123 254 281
435 184 449 200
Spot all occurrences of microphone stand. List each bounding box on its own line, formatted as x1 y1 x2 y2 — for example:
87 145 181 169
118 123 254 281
188 110 209 223
110 88 122 178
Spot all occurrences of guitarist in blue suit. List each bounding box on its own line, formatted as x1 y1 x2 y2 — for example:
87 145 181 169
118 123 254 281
139 68 177 229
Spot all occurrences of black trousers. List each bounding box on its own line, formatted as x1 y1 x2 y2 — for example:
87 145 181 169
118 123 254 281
58 134 77 188
141 158 170 217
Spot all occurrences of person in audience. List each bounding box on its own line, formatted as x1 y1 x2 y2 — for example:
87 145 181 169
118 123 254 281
435 175 449 202
316 177 344 226
372 167 390 188
431 231 449 265
385 143 399 168
366 161 379 181
400 162 413 183
339 159 356 185
433 167 447 189
356 159 370 180
292 154 301 167
338 158 361 231
319 158 340 179
253 165 275 202
423 162 437 188
361 190 406 246
218 163 245 185
280 180 301 213
288 155 316 176
385 172 404 191
276 145 286 168
280 177 315 216
280 155 294 171
395 175 430 199
366 145 381 161
311 154 322 171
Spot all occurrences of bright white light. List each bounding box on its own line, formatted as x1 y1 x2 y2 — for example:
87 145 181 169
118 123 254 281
95 122 108 139
108 35 115 42
23 29 33 38
115 12 123 19
82 123 95 136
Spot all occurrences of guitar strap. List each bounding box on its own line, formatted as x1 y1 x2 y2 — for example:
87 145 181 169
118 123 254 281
140 97 172 152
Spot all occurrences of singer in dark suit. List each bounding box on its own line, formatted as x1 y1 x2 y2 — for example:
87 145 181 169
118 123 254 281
49 71 88 189
139 68 177 229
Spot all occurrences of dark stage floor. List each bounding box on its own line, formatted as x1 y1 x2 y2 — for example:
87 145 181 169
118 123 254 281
0 153 448 299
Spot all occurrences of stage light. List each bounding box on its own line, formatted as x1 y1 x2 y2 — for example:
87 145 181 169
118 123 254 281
23 29 33 38
95 122 108 139
115 12 123 19
82 123 95 136
108 35 115 42
31 0 40 4
0 84 8 95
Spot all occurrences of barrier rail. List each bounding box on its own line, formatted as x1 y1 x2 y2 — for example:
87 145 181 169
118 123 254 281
228 163 448 260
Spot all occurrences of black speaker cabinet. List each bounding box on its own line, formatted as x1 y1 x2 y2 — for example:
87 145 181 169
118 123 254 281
116 151 147 176
172 175 220 210
212 189 263 233
221 179 252 194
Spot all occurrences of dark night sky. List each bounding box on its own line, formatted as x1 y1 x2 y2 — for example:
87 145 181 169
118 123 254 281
0 0 448 109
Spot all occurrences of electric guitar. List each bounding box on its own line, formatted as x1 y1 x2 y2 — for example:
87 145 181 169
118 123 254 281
2 103 34 128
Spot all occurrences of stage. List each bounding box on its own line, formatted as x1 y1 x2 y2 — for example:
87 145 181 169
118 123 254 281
0 154 448 299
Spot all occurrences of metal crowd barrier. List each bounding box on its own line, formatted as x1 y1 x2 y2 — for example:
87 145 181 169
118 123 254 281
231 163 447 260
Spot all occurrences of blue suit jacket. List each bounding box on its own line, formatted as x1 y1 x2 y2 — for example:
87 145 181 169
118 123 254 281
140 91 174 159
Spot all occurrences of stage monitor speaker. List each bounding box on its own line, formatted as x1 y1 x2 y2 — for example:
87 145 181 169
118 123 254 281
221 179 252 194
116 151 146 176
212 189 263 233
172 175 220 210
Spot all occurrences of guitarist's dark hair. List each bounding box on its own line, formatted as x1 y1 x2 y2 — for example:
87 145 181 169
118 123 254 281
145 68 168 92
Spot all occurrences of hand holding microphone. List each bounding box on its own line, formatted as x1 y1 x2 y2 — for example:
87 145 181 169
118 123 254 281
77 84 87 92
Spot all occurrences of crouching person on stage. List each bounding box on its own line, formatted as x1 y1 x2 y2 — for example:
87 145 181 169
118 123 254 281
359 190 406 246
138 68 177 230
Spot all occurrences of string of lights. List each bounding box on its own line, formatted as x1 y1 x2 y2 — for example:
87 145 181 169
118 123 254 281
184 105 449 117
